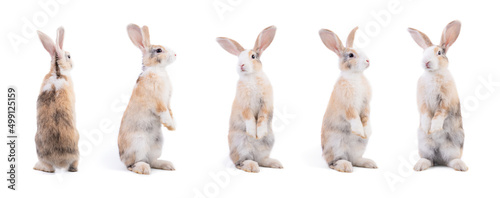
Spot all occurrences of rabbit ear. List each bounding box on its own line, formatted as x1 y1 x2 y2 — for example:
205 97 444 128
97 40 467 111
253 25 276 56
440 20 461 52
346 26 358 48
319 28 344 57
127 24 146 52
141 25 151 48
216 37 244 56
408 28 433 49
37 30 56 57
56 26 64 50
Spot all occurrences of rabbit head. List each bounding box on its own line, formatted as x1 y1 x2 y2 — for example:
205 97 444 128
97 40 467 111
216 25 277 75
408 20 461 71
319 27 370 72
127 24 176 68
37 27 73 73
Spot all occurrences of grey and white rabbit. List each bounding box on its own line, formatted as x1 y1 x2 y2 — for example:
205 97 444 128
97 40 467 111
319 27 377 173
216 26 283 173
118 24 177 175
408 20 468 171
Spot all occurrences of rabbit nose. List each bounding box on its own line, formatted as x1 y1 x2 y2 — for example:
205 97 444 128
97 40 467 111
241 64 245 67
366 60 369 63
174 54 176 56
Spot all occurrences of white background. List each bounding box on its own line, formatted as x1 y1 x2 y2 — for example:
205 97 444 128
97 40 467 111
1 0 499 197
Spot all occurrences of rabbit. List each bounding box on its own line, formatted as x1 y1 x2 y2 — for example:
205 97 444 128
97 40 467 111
216 26 283 173
408 20 468 171
34 27 79 173
118 24 177 175
319 27 377 173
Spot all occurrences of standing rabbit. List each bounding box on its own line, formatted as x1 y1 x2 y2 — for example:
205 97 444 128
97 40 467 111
216 26 283 173
34 27 79 173
118 24 177 175
319 27 377 173
408 20 468 171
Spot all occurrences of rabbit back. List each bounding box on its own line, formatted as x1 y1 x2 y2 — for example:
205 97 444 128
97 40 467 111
35 75 79 168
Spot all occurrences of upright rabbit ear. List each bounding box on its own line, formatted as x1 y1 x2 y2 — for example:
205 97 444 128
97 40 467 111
216 37 244 56
56 26 65 50
319 28 344 57
440 20 461 53
346 26 358 48
141 25 151 48
408 28 433 49
37 30 56 57
253 25 276 56
127 24 145 52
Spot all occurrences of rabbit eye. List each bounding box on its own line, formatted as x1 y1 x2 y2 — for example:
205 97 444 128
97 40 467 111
437 51 442 55
156 48 163 53
251 54 256 59
348 53 354 58
67 55 71 59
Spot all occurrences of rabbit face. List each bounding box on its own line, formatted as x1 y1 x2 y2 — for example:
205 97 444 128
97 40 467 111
143 45 176 67
422 46 448 71
217 26 276 76
319 27 370 73
127 24 176 68
340 48 370 72
58 51 73 71
408 20 461 72
237 49 261 75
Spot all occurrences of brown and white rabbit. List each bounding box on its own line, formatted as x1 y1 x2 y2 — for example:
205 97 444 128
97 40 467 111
34 27 79 173
408 20 468 171
118 24 177 175
216 26 283 173
319 27 377 173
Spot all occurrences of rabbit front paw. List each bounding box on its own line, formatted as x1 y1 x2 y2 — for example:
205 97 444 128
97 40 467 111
420 114 431 132
245 120 257 138
256 122 268 139
429 118 444 134
160 112 175 130
166 118 176 131
350 119 366 139
363 124 372 139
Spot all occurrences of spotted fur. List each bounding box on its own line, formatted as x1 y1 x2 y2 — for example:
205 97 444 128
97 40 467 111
34 27 79 173
408 20 468 171
216 26 283 173
118 24 177 175
319 27 377 173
